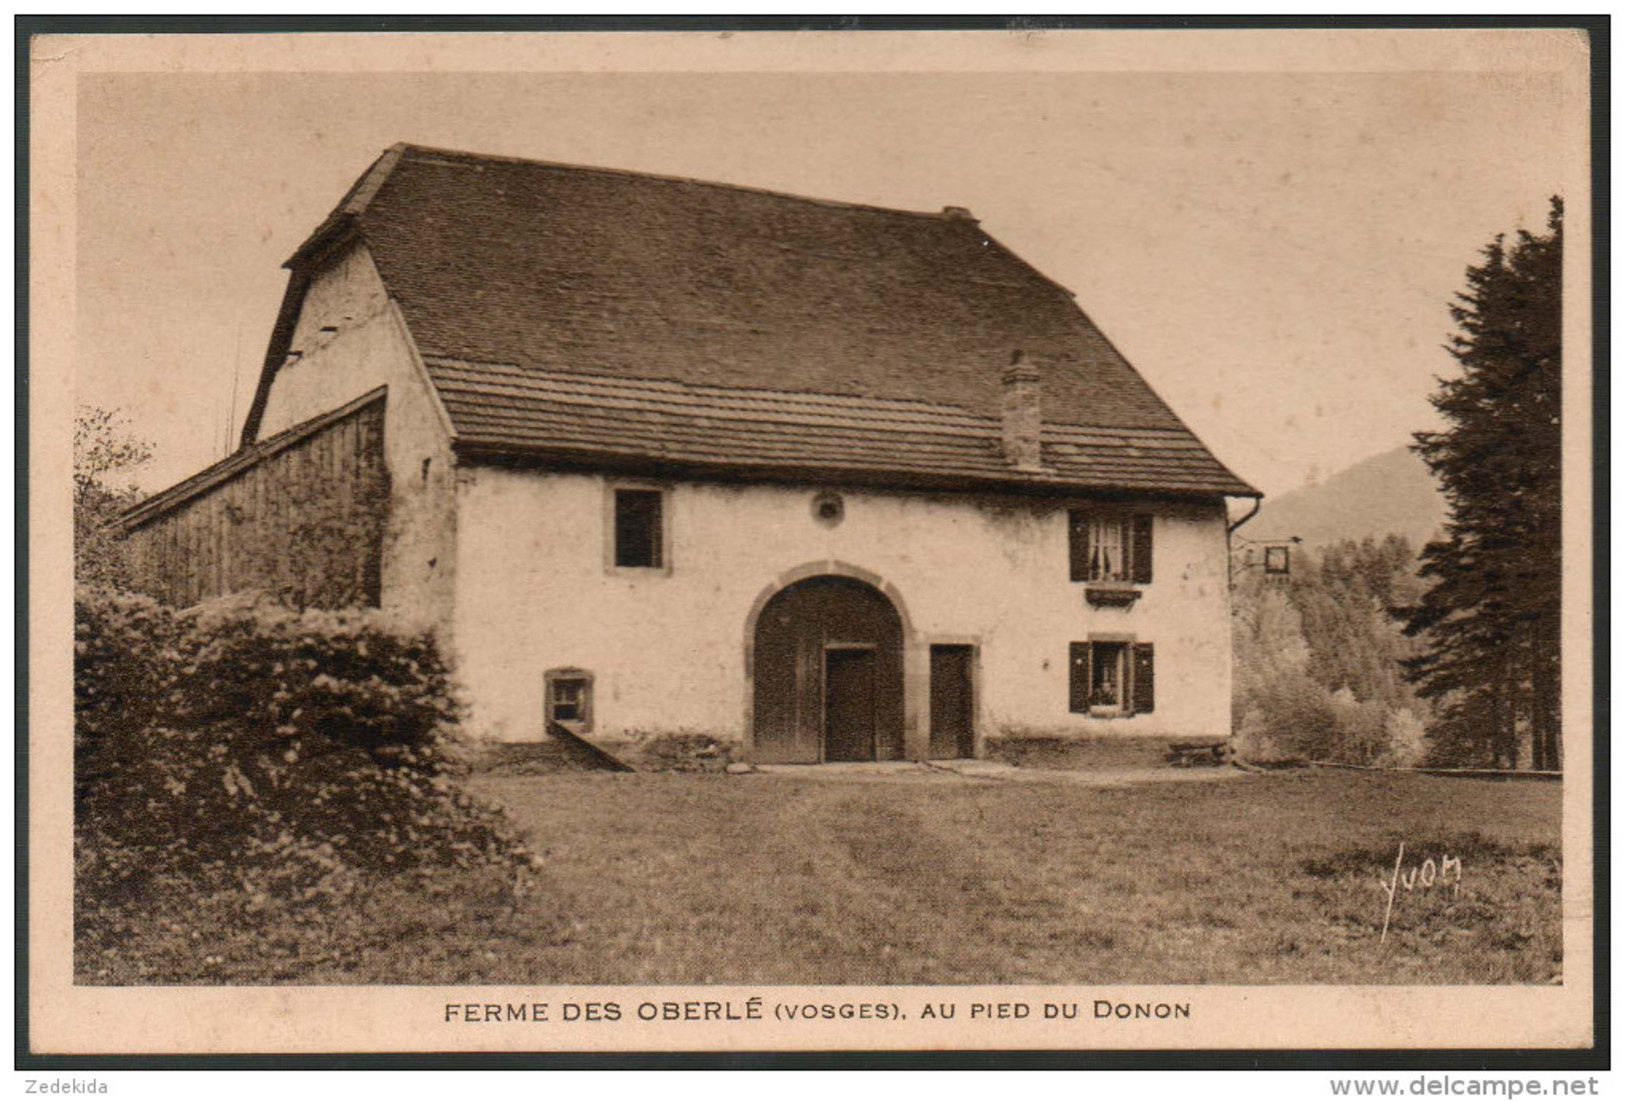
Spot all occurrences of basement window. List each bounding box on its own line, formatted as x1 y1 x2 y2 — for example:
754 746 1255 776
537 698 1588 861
545 668 593 731
612 487 666 570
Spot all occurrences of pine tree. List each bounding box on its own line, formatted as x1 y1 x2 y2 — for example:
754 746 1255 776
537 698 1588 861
1403 198 1563 769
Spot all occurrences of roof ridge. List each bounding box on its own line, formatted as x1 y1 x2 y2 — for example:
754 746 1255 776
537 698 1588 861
390 142 971 224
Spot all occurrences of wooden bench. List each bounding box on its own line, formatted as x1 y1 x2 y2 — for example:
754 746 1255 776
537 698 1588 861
1166 740 1234 768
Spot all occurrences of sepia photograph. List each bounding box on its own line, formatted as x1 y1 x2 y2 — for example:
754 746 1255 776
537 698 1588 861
27 24 1596 1057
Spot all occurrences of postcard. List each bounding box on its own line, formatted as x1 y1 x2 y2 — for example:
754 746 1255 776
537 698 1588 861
27 25 1595 1057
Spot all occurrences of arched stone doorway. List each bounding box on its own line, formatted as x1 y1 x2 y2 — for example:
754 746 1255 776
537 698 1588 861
750 574 906 763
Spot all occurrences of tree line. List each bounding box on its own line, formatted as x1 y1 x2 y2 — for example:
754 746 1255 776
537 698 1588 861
1402 198 1563 771
1236 198 1564 771
1232 534 1433 766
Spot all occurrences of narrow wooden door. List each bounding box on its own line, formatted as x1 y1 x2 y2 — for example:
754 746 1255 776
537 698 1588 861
824 647 877 762
929 645 976 759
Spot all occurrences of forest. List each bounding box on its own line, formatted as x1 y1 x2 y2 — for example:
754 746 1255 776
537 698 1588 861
1236 197 1563 772
1231 535 1433 767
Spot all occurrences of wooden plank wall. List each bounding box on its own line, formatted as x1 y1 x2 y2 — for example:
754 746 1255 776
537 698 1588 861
122 400 388 609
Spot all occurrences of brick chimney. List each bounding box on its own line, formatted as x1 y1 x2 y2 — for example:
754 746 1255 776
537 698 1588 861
1001 351 1045 471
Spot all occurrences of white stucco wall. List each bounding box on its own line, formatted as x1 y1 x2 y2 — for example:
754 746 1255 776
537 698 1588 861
253 244 458 636
451 466 1235 750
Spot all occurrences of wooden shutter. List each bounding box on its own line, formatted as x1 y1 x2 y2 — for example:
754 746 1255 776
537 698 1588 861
1069 642 1092 713
1131 513 1154 584
1068 508 1088 581
1131 643 1155 715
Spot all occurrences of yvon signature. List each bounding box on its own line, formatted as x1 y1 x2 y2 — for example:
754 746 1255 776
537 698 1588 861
1380 841 1464 943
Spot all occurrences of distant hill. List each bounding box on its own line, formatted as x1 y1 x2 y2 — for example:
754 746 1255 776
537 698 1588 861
1246 446 1448 554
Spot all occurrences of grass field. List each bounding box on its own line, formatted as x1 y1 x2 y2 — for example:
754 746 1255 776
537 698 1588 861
79 768 1563 985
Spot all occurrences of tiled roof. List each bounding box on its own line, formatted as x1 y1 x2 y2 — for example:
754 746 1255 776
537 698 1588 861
251 143 1257 498
428 358 1256 497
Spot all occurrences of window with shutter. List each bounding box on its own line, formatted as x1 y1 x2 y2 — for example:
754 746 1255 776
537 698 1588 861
1071 640 1154 717
1070 508 1154 585
1131 643 1155 715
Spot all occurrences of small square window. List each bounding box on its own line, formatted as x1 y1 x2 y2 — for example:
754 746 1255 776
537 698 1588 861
551 680 586 722
545 668 593 731
614 489 664 569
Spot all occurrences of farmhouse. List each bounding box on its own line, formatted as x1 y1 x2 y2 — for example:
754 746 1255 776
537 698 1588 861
118 143 1259 763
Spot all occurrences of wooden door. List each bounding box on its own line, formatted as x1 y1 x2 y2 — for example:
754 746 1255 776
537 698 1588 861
752 575 903 763
824 647 878 762
929 645 976 759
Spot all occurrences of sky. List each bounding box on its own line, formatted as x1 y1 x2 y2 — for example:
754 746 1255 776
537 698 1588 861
73 53 1582 499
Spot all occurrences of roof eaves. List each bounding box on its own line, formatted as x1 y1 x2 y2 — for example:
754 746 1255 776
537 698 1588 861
421 357 1263 497
451 436 1255 501
1060 303 1261 497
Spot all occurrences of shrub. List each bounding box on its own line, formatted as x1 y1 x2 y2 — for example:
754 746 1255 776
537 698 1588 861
75 587 534 919
73 586 179 765
171 594 462 762
1380 706 1430 768
1325 687 1392 766
1235 674 1422 768
1234 671 1341 763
